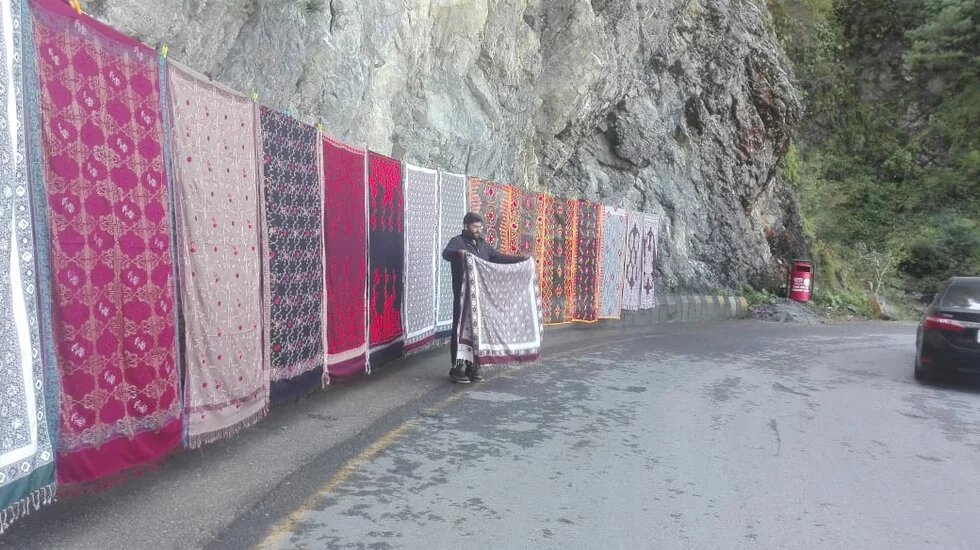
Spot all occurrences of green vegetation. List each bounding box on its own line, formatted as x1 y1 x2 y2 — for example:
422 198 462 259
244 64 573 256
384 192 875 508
766 0 980 310
740 284 779 308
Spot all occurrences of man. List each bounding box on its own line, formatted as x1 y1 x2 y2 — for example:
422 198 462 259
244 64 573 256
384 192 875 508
442 212 526 383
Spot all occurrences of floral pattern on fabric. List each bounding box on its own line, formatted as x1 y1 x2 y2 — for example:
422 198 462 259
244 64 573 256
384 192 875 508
259 106 323 399
31 0 181 484
167 62 267 447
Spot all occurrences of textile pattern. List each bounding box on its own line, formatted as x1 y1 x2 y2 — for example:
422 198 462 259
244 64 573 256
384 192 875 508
30 0 182 484
435 172 466 338
322 136 367 380
0 0 56 531
598 206 628 319
401 164 438 353
367 152 404 367
20 0 60 437
571 200 601 322
539 196 577 324
505 187 543 259
621 210 643 311
466 177 509 251
456 255 542 366
640 213 659 310
167 62 267 447
259 106 323 403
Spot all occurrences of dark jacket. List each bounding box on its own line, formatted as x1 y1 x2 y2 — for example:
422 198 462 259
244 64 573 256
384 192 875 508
442 232 525 298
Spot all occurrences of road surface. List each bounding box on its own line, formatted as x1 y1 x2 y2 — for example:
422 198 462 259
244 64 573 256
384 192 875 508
4 321 980 549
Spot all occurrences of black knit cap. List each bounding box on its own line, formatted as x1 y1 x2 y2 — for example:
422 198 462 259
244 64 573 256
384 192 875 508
463 212 484 225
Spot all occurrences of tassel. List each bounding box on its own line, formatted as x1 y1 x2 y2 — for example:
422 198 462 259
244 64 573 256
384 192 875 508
0 483 57 535
186 403 270 449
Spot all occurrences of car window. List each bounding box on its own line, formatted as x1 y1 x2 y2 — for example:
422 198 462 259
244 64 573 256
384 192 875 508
941 281 980 310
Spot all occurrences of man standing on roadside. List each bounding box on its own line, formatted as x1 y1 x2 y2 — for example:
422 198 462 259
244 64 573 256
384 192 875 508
442 212 526 383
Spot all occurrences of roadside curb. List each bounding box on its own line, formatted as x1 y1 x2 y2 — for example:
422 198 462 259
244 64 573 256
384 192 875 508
620 295 750 326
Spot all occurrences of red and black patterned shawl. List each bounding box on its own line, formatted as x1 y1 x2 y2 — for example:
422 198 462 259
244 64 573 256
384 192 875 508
367 152 405 367
572 200 602 322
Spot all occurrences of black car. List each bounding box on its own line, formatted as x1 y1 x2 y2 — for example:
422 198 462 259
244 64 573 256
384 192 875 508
915 277 980 381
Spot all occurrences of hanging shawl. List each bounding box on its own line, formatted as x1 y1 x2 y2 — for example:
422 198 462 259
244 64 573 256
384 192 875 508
466 177 510 251
539 196 577 324
598 206 628 319
258 106 324 403
322 136 367 380
166 62 267 447
367 152 404 368
401 164 439 353
29 0 182 485
572 199 601 322
0 0 56 531
456 255 542 366
640 214 659 310
622 210 644 311
434 172 466 339
505 187 543 259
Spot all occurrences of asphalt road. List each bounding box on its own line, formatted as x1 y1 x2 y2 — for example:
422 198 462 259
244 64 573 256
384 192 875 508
4 321 980 549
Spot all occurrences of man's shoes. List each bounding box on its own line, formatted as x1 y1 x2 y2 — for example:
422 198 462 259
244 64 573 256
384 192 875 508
466 363 485 383
449 365 470 384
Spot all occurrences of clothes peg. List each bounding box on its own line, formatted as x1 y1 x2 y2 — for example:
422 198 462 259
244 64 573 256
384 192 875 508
251 92 259 104
160 44 169 58
68 0 83 14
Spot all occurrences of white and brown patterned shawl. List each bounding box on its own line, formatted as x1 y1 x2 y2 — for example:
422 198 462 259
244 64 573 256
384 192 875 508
402 164 439 353
167 61 268 448
621 210 644 311
456 255 543 366
639 213 659 310
435 172 466 338
598 206 628 319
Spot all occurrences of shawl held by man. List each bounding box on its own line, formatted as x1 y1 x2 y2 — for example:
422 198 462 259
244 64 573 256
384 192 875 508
30 0 182 485
167 62 268 447
322 136 367 381
0 0 56 531
539 196 577 325
259 106 324 403
572 199 601 322
456 255 543 366
367 152 404 368
467 177 510 251
401 164 438 354
434 172 466 340
640 214 659 310
621 210 644 311
598 207 628 319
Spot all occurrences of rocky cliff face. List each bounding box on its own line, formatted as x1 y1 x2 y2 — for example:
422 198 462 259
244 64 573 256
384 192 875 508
85 0 803 292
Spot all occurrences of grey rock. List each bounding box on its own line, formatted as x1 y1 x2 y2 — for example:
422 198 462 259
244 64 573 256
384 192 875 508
754 298 823 325
85 0 804 292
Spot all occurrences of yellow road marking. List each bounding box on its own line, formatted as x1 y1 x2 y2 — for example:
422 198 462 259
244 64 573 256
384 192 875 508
256 392 465 549
255 329 699 548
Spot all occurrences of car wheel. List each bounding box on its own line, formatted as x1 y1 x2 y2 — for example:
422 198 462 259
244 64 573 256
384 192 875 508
914 356 935 383
914 362 926 381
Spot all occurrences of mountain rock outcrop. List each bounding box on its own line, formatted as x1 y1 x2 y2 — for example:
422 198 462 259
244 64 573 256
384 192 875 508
86 0 803 292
